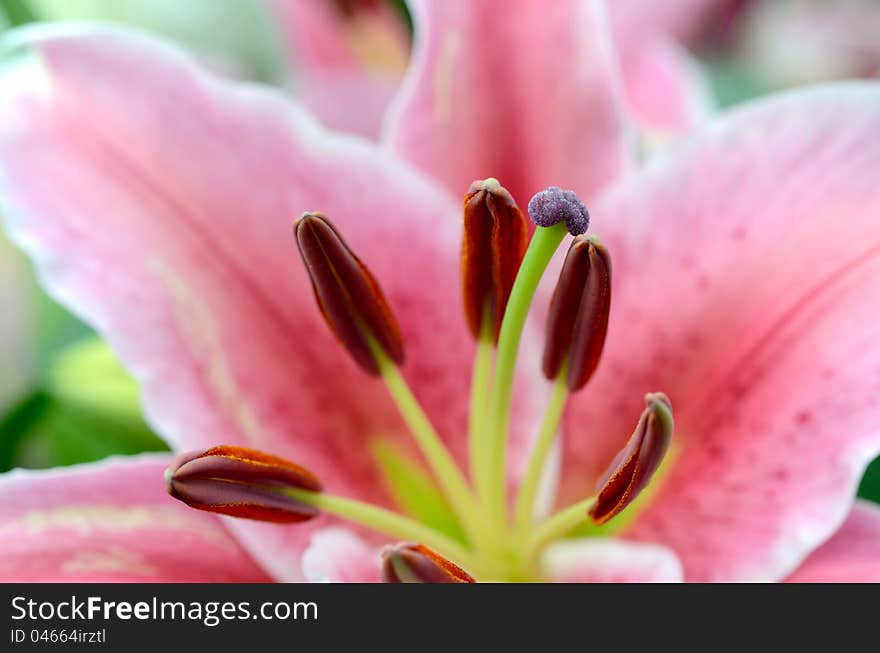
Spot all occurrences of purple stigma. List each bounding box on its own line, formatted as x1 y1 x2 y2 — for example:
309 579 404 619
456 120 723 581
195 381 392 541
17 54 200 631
527 186 590 235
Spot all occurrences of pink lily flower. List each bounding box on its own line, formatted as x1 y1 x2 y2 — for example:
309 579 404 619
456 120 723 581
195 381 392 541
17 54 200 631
274 0 716 144
0 0 879 582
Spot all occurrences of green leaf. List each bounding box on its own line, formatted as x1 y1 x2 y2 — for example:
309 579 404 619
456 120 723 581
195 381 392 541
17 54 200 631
858 455 880 505
371 439 465 543
13 397 167 468
0 0 37 28
0 390 50 469
0 337 168 471
46 336 144 424
33 288 92 374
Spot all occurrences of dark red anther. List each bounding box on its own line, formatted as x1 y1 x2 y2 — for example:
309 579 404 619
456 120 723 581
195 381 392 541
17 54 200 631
294 212 404 375
542 235 611 391
589 393 674 525
165 445 323 523
381 543 475 583
461 178 529 341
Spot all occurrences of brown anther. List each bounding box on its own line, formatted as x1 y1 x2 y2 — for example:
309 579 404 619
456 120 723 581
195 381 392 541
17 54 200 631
294 212 404 375
589 393 674 525
165 445 322 523
381 542 475 583
542 235 611 391
461 178 529 341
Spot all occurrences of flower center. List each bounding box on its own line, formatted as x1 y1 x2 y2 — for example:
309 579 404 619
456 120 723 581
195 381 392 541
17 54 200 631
165 182 673 582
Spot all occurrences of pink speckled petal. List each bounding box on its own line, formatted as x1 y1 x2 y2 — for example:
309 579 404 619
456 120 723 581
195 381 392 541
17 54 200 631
786 501 880 582
273 0 408 138
544 538 683 582
301 527 381 582
560 83 880 581
0 455 272 582
384 0 630 206
0 25 546 579
621 38 714 142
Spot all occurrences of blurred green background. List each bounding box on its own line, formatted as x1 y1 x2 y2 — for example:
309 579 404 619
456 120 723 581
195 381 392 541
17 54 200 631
0 0 878 505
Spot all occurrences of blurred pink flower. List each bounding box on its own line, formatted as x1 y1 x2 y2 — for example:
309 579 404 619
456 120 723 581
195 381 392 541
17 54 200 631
0 0 879 582
273 0 715 142
273 0 411 138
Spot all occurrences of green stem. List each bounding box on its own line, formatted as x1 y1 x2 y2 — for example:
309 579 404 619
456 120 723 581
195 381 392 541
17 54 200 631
373 345 490 551
468 323 494 502
484 222 568 529
285 488 482 574
514 374 569 535
524 496 597 559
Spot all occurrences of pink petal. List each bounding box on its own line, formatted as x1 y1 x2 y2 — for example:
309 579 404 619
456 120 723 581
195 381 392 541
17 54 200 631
786 501 880 582
0 26 543 579
273 0 409 138
544 538 683 582
560 82 880 581
383 0 630 206
292 72 402 141
621 38 714 142
301 527 381 582
0 455 271 581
